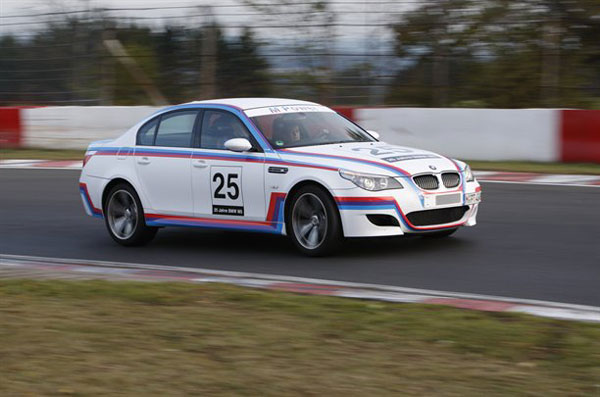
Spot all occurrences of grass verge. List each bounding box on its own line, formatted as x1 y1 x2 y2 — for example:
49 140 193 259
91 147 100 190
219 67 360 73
1 280 599 395
2 148 599 174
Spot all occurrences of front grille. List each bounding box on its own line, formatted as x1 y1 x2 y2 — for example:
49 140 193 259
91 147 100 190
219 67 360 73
413 174 439 190
406 206 469 226
441 172 460 188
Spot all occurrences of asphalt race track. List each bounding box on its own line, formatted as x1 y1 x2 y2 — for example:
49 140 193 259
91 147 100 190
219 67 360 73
1 169 599 306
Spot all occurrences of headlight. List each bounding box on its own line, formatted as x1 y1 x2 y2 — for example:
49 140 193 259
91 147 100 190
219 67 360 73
463 164 475 182
339 169 403 191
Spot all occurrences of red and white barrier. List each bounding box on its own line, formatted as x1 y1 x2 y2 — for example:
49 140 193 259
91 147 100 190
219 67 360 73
337 106 600 163
354 108 559 162
20 106 159 149
0 107 23 148
561 110 600 163
1 106 599 163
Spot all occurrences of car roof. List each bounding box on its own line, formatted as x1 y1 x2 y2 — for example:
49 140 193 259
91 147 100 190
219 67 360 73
183 97 321 111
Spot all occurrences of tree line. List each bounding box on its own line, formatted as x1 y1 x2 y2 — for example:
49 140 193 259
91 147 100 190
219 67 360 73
1 0 599 108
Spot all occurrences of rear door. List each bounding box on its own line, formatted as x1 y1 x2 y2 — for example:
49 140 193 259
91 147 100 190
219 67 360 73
134 109 199 215
191 109 267 221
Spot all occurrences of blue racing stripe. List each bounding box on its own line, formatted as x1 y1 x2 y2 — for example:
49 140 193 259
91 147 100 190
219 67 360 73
90 146 338 171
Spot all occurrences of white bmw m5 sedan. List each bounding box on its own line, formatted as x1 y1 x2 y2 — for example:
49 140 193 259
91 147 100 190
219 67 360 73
79 98 481 255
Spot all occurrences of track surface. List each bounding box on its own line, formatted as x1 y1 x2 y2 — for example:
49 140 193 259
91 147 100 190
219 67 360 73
1 169 599 306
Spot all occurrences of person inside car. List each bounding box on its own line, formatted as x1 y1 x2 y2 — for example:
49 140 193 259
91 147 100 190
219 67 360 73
273 120 304 146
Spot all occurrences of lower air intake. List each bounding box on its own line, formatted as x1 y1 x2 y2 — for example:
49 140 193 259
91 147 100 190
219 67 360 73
406 206 469 226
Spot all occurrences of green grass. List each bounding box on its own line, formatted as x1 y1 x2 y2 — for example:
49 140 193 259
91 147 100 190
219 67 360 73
1 280 599 395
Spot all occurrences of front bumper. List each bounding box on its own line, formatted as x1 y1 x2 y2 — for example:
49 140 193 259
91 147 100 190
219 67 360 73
333 179 481 237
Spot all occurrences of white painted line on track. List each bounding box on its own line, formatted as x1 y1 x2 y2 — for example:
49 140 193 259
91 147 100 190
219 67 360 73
2 253 600 323
479 180 600 188
0 159 46 165
0 166 83 171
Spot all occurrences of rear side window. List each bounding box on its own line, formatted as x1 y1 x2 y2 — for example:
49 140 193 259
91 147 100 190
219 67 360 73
137 118 158 146
154 111 198 148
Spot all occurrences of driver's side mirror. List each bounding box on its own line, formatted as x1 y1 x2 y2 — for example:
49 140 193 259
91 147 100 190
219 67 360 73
224 138 253 152
366 130 380 140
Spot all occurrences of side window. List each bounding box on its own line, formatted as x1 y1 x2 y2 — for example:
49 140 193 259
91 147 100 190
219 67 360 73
201 110 255 150
137 118 158 146
154 111 198 148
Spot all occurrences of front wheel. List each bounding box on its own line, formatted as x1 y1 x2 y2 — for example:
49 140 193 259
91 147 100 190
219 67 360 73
286 185 342 256
104 183 157 246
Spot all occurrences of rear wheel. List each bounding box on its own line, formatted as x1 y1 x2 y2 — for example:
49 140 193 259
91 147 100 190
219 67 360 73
104 183 157 246
286 185 342 256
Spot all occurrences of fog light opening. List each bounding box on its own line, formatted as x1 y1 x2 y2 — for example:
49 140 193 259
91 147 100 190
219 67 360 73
366 214 400 227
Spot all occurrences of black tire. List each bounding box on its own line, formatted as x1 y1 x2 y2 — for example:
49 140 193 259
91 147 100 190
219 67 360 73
286 185 343 256
421 227 458 238
103 183 157 246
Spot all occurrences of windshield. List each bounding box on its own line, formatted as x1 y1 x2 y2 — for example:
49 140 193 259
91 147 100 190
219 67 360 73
250 111 375 149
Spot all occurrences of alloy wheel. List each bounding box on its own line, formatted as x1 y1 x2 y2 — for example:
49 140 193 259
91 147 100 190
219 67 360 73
292 192 328 250
107 189 138 240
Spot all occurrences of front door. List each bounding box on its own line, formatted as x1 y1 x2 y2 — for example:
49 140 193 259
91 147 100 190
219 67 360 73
191 109 266 221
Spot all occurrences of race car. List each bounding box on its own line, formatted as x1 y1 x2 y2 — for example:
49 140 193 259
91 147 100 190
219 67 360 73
79 98 481 255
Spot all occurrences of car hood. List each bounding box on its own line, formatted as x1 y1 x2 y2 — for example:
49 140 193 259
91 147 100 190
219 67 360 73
277 141 463 177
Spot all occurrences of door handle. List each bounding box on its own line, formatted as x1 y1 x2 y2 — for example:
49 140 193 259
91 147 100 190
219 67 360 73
193 159 208 168
137 156 151 165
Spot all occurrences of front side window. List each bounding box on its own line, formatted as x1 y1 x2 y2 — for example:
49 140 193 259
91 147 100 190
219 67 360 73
154 111 198 148
201 110 255 150
251 111 375 149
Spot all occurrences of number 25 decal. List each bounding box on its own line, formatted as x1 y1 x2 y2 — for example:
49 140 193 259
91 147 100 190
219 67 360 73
213 173 240 200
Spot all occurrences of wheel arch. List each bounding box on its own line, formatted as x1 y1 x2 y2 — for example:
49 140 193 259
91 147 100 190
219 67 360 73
284 179 343 232
101 177 137 211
